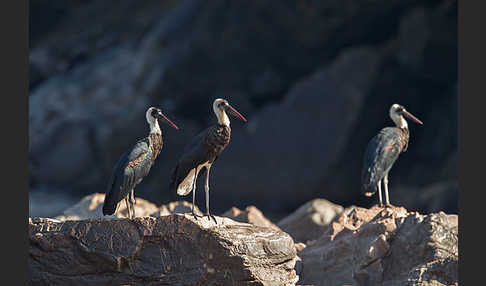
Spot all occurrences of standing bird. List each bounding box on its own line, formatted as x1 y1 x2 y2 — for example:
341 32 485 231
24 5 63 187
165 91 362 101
170 98 247 223
361 104 423 207
102 107 179 218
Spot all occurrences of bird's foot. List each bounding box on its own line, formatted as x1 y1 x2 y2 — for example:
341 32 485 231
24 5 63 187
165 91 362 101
378 203 385 208
192 212 203 220
384 203 392 208
130 197 136 205
206 213 218 224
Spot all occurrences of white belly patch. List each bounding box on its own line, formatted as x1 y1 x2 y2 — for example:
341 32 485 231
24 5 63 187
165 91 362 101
176 162 210 196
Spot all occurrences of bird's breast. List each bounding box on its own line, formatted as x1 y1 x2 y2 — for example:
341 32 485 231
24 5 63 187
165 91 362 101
148 133 163 161
205 125 231 160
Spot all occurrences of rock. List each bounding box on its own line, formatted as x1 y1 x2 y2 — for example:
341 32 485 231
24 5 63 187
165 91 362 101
222 205 281 232
297 205 458 286
29 214 298 285
277 199 344 243
53 193 159 221
151 200 203 217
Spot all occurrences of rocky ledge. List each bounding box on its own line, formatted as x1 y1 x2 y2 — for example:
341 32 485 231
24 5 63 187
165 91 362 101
29 195 458 286
297 205 458 286
29 214 298 286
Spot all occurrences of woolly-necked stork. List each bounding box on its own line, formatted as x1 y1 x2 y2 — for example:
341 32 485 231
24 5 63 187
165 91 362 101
361 104 423 207
170 98 247 223
102 107 179 218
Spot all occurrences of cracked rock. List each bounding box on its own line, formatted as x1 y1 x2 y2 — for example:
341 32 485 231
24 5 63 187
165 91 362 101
29 214 298 285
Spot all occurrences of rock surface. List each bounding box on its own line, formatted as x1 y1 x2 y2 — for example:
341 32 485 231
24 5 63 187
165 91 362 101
152 200 203 217
53 193 159 221
29 214 298 286
277 199 344 243
297 205 458 286
222 205 281 232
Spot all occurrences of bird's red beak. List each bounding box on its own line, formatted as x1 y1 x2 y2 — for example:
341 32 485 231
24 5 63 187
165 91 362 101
225 104 247 122
402 110 423 125
159 112 180 130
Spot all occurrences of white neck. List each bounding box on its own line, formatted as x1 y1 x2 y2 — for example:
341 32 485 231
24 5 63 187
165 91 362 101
392 114 408 129
216 110 230 126
149 119 161 134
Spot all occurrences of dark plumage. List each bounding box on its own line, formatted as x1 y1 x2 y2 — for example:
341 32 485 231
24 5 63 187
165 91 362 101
170 98 246 223
169 124 230 194
361 104 422 207
102 107 179 218
361 127 408 194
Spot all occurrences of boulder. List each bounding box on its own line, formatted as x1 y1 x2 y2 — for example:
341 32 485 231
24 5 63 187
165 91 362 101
297 205 458 286
277 199 344 243
53 193 159 221
222 205 281 232
29 214 298 285
152 200 203 217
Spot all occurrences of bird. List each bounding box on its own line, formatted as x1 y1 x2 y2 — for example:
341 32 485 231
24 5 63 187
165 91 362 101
169 98 247 223
361 104 423 207
102 107 179 219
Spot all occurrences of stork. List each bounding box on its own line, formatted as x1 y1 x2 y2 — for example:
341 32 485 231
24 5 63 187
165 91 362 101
102 107 179 218
169 98 247 223
361 104 423 207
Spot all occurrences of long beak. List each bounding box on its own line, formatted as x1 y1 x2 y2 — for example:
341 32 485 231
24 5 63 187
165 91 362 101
158 112 180 130
225 104 247 122
402 110 423 125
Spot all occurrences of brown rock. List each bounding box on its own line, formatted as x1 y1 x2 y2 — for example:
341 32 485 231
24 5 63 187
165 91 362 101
297 205 458 286
53 193 159 221
222 205 281 231
277 199 344 243
29 214 298 285
151 200 203 217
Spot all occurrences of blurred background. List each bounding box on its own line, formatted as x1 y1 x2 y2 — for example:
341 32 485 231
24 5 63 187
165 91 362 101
29 0 457 219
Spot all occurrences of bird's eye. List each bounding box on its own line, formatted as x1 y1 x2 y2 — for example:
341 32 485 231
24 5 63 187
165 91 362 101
151 110 158 117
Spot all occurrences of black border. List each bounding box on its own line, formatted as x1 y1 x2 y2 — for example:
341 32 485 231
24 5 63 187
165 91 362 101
2 0 28 284
459 0 483 284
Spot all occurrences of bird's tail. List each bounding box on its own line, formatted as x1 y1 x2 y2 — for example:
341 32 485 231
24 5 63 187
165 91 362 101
361 169 379 197
102 195 117 216
102 179 118 216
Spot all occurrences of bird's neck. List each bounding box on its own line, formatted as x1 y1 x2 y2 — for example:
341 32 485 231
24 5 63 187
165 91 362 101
393 115 408 130
149 119 162 135
216 110 230 127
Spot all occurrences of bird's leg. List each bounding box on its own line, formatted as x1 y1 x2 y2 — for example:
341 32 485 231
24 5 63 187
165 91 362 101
125 196 132 219
383 174 391 208
130 189 136 218
130 189 136 205
191 168 202 219
377 179 383 208
205 166 217 224
115 201 121 216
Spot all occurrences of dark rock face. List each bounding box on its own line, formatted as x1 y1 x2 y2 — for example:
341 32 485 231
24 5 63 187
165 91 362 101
297 206 458 286
29 0 457 215
29 215 298 285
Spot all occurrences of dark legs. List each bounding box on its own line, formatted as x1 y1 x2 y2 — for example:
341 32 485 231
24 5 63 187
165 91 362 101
205 165 217 224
